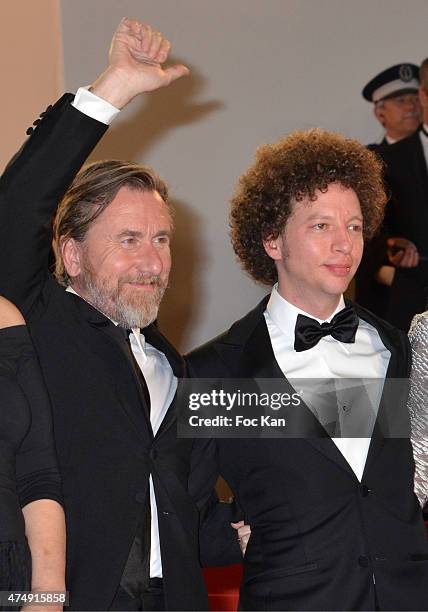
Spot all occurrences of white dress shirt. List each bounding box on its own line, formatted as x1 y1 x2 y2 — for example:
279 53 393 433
72 87 120 124
264 285 391 480
128 328 177 578
419 124 428 167
66 85 176 578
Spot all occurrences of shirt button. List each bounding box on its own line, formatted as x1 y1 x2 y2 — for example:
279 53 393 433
150 448 158 460
358 555 369 568
135 491 146 503
360 484 370 497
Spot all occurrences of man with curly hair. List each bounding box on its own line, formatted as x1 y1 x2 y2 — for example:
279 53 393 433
188 130 428 610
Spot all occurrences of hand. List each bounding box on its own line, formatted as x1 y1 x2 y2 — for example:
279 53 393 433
90 17 189 108
387 237 419 268
231 520 251 556
375 265 395 286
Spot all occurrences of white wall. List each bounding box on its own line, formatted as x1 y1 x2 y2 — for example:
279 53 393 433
59 0 428 351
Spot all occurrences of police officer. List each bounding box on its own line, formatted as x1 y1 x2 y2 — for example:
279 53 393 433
363 63 421 149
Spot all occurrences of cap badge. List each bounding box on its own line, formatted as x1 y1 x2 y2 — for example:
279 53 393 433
399 64 414 82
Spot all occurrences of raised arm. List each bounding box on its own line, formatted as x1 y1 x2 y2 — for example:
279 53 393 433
90 18 188 108
0 18 188 316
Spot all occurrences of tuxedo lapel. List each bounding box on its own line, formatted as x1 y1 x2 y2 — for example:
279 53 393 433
143 323 185 439
352 304 411 478
66 292 153 441
405 132 428 233
412 131 428 198
238 315 285 379
143 323 185 378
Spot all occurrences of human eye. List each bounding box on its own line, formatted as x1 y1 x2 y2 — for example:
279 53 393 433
312 222 327 230
349 223 363 233
154 234 170 245
121 236 138 248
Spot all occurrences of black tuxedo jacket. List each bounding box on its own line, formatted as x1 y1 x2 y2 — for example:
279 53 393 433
357 130 428 330
366 136 388 151
0 95 224 610
379 130 428 330
380 130 428 255
187 298 428 610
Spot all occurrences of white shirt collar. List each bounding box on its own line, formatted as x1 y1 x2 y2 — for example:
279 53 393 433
266 284 346 341
385 134 397 145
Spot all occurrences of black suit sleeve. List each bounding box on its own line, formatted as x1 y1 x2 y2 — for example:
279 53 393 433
186 362 243 567
0 94 108 315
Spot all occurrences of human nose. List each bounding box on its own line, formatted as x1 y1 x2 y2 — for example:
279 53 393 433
135 242 164 275
332 225 352 253
404 96 419 111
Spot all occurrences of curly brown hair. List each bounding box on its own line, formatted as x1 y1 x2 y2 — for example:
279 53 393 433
230 128 387 285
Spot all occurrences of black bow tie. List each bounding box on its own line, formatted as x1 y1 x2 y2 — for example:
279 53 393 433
294 306 359 352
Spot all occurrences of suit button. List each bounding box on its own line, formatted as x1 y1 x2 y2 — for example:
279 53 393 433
26 127 34 135
360 484 370 497
358 555 369 568
135 491 146 503
150 448 158 460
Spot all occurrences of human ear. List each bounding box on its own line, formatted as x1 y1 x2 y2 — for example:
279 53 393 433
263 234 285 261
374 104 385 127
61 238 83 278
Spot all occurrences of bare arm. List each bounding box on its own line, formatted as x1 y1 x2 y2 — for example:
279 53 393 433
0 296 25 326
22 500 66 610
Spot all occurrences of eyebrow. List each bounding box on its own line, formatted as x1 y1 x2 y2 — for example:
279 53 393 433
116 228 172 239
304 213 363 222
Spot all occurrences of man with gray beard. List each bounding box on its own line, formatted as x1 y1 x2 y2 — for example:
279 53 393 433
52 159 172 332
0 18 239 611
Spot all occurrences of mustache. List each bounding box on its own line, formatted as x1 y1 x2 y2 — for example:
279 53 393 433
118 274 165 288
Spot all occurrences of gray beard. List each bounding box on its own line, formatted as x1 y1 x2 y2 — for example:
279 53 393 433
77 268 167 329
